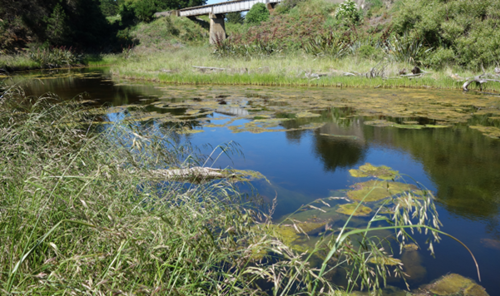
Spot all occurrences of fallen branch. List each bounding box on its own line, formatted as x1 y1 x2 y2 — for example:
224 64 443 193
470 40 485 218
151 167 229 180
145 167 266 182
193 66 226 72
462 65 500 91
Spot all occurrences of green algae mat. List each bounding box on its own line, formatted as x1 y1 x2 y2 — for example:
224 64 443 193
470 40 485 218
88 84 500 139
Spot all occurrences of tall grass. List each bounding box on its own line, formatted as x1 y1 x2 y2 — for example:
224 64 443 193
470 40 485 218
0 85 480 294
0 87 313 295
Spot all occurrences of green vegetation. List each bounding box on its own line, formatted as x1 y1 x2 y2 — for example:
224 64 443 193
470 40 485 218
3 0 500 87
0 0 112 52
393 0 500 68
90 0 499 89
245 3 270 25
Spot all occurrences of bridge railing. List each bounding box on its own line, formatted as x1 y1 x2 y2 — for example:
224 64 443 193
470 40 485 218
155 0 281 18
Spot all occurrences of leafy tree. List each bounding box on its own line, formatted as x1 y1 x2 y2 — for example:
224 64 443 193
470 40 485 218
45 3 68 44
245 3 269 25
100 0 119 17
134 0 158 21
226 12 244 24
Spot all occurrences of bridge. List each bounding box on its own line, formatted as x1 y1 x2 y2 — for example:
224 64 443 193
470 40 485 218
154 0 281 44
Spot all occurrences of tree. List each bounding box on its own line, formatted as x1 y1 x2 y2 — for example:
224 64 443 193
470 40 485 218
226 12 244 24
45 3 68 44
245 3 269 25
100 0 119 17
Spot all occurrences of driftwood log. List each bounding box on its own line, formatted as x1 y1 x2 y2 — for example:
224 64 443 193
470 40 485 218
193 66 226 72
151 167 232 180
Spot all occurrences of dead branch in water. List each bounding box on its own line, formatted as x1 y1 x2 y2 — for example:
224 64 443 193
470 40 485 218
462 66 500 91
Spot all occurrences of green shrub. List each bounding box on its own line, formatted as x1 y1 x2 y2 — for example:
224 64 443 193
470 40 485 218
358 44 376 59
274 0 305 15
245 3 270 25
27 47 83 68
335 0 361 25
393 0 500 68
426 48 455 69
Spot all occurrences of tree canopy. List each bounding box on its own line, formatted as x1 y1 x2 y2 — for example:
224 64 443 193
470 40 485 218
0 0 207 52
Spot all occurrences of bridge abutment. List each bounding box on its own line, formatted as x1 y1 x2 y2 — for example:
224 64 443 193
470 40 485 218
209 13 226 44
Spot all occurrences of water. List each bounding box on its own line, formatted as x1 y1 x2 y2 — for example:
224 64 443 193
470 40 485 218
18 68 500 293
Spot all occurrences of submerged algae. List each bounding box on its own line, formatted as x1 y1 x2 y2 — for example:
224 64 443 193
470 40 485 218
367 256 402 266
336 203 372 216
418 273 488 296
266 222 326 252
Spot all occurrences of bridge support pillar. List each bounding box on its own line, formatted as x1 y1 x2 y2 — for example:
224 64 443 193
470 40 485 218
266 3 276 12
209 13 226 45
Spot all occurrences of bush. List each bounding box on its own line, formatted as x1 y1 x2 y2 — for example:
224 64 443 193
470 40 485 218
393 0 500 68
335 0 361 25
358 44 377 59
27 47 83 68
274 0 305 14
245 3 270 25
426 47 455 69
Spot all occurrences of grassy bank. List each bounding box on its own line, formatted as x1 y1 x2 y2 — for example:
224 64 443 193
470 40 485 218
108 47 500 91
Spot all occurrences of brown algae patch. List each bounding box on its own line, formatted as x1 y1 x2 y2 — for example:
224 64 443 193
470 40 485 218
336 203 372 216
349 163 399 180
347 180 417 202
401 244 426 283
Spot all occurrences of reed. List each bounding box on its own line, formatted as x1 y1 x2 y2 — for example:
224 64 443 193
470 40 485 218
0 87 309 295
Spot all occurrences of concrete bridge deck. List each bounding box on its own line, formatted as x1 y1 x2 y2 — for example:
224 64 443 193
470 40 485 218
154 0 281 43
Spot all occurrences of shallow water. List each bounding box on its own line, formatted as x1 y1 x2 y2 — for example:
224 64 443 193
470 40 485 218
18 68 500 294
